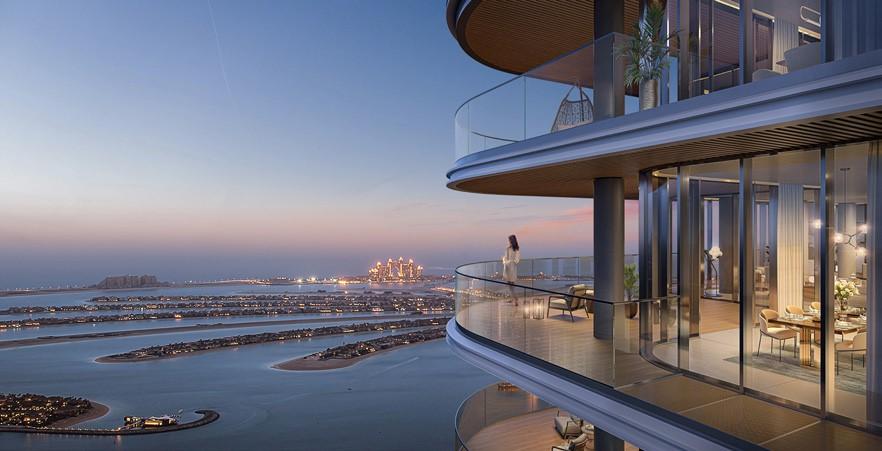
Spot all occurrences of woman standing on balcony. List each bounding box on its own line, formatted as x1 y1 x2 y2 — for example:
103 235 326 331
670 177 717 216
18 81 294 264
503 234 521 306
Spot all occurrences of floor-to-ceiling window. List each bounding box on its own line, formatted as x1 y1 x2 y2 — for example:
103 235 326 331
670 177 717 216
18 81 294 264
830 142 873 424
646 141 881 430
744 149 822 410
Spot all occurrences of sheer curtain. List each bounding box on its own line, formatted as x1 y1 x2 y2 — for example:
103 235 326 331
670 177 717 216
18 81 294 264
772 19 799 73
777 183 805 312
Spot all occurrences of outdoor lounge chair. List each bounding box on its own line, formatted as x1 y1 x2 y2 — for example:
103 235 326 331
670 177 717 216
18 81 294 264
547 284 590 322
553 410 583 438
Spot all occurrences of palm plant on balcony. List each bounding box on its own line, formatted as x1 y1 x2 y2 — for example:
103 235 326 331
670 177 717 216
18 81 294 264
616 1 675 110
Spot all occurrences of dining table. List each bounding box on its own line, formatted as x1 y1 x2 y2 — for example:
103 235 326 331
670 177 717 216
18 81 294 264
768 314 867 366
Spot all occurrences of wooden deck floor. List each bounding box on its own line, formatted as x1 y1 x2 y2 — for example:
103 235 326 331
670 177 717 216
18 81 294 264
458 299 672 387
466 408 638 451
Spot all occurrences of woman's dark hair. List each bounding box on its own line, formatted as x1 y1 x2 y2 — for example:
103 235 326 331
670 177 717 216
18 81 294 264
508 234 520 251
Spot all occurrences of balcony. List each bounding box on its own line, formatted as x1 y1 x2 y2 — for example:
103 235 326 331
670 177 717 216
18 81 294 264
455 382 642 451
449 41 882 198
448 257 882 450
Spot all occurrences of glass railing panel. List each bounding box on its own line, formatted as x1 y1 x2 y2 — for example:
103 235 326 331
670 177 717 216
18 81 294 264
454 103 469 161
455 257 679 391
464 77 525 156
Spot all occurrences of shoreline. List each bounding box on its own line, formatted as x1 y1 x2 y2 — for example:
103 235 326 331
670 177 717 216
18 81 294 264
0 313 449 350
0 409 218 436
94 323 446 364
49 401 110 428
272 337 442 371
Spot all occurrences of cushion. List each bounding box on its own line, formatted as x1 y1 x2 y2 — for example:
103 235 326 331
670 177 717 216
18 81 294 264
550 299 569 308
554 416 582 436
571 433 589 445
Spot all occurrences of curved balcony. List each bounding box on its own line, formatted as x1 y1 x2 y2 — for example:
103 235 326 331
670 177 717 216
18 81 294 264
454 382 554 451
450 256 882 450
453 256 677 389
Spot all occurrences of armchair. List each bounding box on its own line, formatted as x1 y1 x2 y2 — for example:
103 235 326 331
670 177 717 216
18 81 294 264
547 284 590 322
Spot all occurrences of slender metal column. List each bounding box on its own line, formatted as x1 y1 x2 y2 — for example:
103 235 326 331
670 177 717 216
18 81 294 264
677 166 697 368
656 178 672 341
594 178 625 341
820 147 835 416
739 158 754 390
866 141 882 432
638 172 654 355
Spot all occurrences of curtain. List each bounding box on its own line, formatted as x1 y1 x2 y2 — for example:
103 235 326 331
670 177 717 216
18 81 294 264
773 20 799 73
777 184 804 313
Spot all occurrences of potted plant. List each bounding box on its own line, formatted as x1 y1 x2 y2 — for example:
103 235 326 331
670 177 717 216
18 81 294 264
624 263 638 318
616 1 675 111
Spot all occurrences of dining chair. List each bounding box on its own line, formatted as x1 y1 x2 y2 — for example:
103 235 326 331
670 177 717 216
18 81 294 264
786 305 805 315
835 331 867 373
757 309 798 361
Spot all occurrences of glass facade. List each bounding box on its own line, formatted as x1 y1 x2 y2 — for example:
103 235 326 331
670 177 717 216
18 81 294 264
645 141 879 429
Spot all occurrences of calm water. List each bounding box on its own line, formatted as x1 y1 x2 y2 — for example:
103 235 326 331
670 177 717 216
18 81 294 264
0 286 492 450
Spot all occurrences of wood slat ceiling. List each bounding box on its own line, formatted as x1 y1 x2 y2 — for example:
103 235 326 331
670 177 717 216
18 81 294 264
449 109 882 199
454 0 641 74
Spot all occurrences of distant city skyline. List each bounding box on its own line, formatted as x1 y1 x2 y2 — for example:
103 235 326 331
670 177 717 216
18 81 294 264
0 1 637 289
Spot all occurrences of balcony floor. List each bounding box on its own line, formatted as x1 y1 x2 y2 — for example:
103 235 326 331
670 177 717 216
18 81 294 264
466 407 639 451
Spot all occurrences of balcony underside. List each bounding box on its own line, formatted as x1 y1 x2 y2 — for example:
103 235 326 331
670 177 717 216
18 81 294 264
447 50 882 199
446 0 640 75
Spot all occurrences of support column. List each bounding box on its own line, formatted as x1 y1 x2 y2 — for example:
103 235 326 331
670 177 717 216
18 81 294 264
866 141 882 432
594 427 625 451
739 0 755 84
593 0 625 121
594 178 624 341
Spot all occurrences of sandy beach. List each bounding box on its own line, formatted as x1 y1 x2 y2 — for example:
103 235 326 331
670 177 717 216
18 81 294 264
272 337 442 371
50 401 110 428
0 313 447 350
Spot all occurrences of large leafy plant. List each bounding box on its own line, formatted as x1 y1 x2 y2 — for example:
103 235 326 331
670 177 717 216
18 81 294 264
617 1 676 89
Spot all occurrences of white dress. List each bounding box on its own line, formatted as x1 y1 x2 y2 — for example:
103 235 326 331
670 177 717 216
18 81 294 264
502 247 520 282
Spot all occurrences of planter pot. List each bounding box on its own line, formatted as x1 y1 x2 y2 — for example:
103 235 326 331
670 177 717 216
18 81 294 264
639 79 659 111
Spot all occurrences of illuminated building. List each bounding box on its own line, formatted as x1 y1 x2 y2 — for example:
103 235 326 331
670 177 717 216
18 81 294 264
369 257 424 282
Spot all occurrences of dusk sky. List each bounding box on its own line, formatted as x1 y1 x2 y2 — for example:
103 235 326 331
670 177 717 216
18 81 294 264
0 1 636 288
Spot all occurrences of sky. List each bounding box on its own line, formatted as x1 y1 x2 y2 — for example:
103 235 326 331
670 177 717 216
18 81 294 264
0 0 636 288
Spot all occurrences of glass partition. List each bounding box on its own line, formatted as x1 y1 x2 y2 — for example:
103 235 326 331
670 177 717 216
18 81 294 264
830 142 871 424
745 149 822 409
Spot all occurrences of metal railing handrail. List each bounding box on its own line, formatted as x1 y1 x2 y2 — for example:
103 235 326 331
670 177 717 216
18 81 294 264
455 257 677 306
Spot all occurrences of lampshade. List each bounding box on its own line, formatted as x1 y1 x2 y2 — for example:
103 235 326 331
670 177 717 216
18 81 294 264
708 246 723 259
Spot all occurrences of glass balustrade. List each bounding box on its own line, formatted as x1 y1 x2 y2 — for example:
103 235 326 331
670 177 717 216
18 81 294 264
454 256 678 389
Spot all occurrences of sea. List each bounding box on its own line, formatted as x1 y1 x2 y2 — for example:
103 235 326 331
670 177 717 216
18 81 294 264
0 284 494 450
